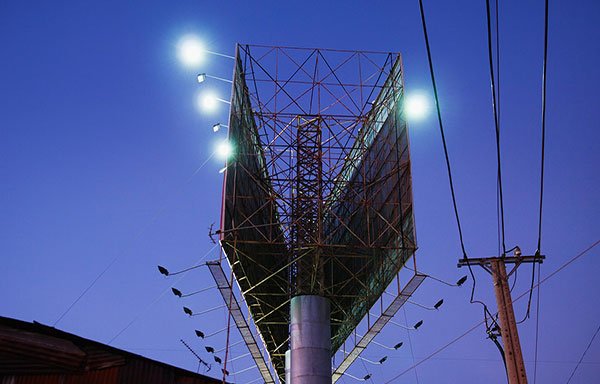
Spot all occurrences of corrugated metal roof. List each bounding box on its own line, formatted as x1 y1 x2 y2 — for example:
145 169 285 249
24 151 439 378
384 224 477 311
0 316 225 384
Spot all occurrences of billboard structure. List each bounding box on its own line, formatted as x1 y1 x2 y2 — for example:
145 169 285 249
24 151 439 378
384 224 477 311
218 44 419 382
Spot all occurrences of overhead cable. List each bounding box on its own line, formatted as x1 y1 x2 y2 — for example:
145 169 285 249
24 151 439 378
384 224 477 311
485 0 507 257
566 324 600 383
53 152 216 326
533 3 550 380
418 0 491 326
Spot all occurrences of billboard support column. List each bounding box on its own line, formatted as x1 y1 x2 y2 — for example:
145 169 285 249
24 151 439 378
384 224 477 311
285 349 291 384
290 295 331 384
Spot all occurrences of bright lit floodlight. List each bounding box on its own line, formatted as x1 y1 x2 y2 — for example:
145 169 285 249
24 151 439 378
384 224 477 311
405 93 430 121
198 92 219 112
177 35 205 67
197 73 207 83
212 123 229 132
216 140 233 159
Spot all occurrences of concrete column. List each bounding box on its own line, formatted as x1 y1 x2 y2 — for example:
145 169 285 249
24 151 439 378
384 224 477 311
290 295 331 384
285 349 291 384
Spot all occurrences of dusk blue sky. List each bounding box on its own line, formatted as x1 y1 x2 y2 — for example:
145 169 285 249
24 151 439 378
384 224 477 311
1 1 598 383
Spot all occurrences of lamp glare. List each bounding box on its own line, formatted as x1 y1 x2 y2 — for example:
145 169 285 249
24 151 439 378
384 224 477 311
198 92 218 112
216 140 233 159
177 35 205 67
405 93 430 121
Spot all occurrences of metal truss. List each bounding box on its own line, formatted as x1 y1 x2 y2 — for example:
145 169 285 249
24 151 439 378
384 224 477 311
220 44 418 381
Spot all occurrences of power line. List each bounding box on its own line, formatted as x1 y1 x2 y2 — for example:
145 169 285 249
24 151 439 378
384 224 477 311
418 0 493 335
566 324 600 383
537 0 550 255
521 0 550 329
417 0 467 261
107 243 218 344
403 308 420 384
491 13 521 377
533 265 541 383
485 0 507 257
53 153 216 326
53 255 119 326
534 3 550 380
494 0 502 259
377 355 600 365
384 238 600 383
384 318 486 383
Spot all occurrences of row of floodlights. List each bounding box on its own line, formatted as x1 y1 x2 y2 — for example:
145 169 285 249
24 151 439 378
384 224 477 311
345 275 468 381
177 35 432 123
158 262 468 380
177 35 434 167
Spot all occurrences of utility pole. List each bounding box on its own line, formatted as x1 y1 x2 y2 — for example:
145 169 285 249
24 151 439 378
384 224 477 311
458 251 545 384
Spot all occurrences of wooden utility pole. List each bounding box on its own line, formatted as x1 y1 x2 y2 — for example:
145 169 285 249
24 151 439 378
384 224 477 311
458 253 545 384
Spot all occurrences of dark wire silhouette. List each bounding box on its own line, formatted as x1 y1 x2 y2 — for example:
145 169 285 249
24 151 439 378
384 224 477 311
483 0 511 376
403 308 420 384
485 0 507 257
537 0 550 257
533 5 550 382
494 0 502 260
417 0 467 264
53 152 216 327
418 0 497 334
533 265 541 384
566 324 600 383
520 0 551 325
108 243 218 344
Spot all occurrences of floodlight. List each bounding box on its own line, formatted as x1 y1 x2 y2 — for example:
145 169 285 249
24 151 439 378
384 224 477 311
214 356 222 364
414 320 424 330
405 93 430 121
358 355 387 366
198 92 218 112
197 73 234 84
195 329 205 338
434 299 444 309
216 140 233 159
171 287 183 297
183 306 193 316
205 346 215 353
341 372 372 381
177 35 205 67
212 123 229 132
456 275 468 286
157 265 169 276
362 335 403 351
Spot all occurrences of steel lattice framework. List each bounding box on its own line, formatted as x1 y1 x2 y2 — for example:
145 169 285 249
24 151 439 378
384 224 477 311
219 44 417 381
